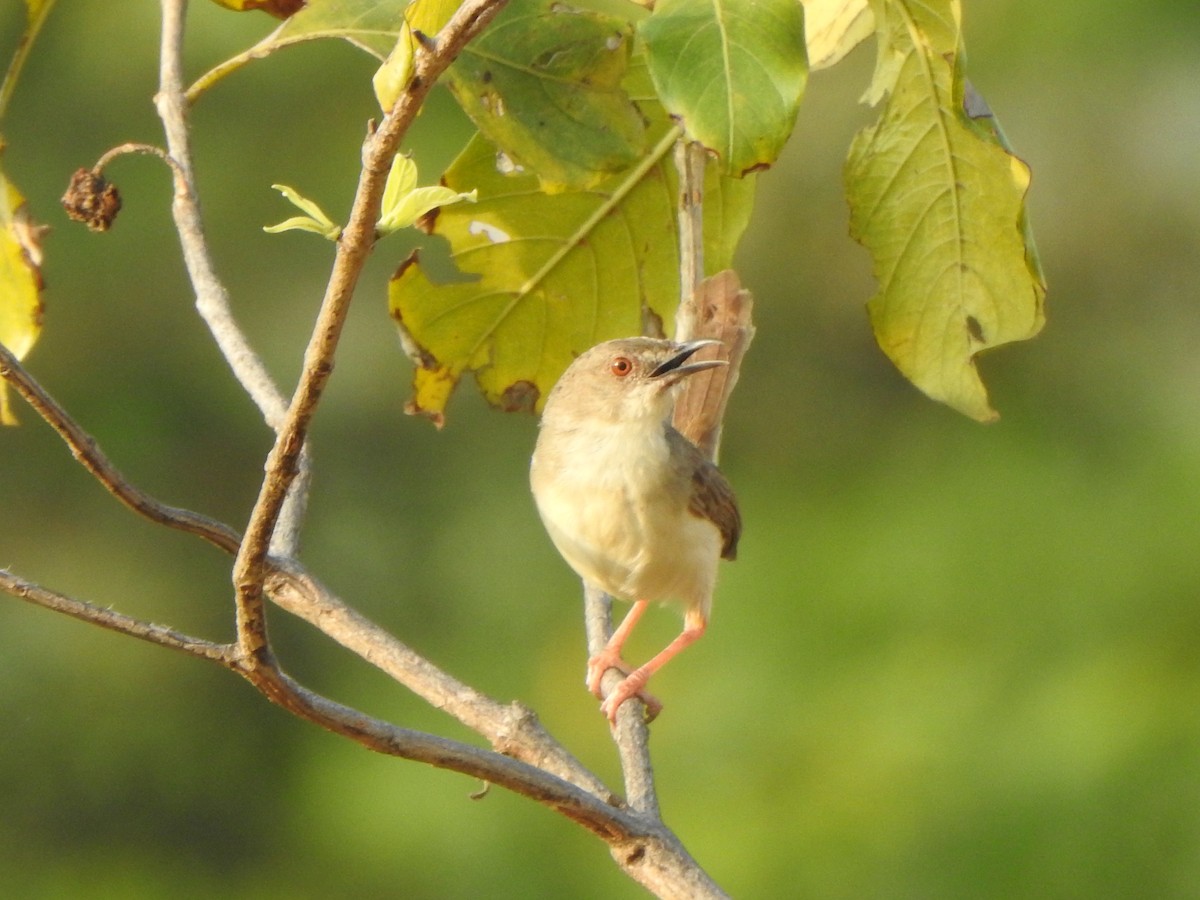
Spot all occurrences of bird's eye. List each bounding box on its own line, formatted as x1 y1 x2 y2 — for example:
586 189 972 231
610 356 633 377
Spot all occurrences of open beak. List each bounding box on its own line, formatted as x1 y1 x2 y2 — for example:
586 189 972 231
650 339 727 382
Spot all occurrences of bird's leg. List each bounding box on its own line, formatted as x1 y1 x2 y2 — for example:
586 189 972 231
587 599 650 696
600 607 708 724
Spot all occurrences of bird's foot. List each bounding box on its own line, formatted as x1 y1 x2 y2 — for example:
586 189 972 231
587 651 662 723
586 646 630 697
598 667 662 724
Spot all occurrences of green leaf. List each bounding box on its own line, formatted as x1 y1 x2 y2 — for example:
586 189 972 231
377 155 476 234
446 0 646 191
0 159 45 425
845 0 1045 422
269 0 406 56
639 0 808 176
389 122 755 426
263 184 341 239
801 0 873 70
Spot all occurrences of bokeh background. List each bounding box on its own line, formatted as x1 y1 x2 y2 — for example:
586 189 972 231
2 1 1199 896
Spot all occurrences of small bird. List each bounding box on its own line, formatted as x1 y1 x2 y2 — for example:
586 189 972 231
530 338 741 723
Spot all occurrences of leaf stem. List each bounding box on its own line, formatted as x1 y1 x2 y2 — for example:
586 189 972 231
0 0 57 122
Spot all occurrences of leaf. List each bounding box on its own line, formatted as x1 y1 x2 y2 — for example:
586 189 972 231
638 0 807 177
377 155 476 234
801 0 874 70
207 0 306 17
0 158 45 426
268 0 407 57
845 0 1045 422
372 20 416 111
263 184 341 239
445 0 646 191
389 123 755 426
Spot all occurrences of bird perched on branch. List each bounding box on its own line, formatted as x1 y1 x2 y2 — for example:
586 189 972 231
530 338 741 723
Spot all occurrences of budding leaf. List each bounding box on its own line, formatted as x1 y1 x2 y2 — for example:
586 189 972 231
377 155 476 235
263 184 341 240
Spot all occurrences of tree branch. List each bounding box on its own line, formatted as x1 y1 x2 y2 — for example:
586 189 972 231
0 341 608 794
0 568 234 663
155 0 310 557
229 0 510 666
0 341 240 556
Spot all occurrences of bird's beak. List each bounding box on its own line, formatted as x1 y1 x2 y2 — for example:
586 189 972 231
650 339 727 381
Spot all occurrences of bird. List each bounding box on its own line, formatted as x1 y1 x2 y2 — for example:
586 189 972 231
530 337 741 723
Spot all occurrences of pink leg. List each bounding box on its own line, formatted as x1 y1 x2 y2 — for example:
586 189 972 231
600 607 708 724
586 599 650 696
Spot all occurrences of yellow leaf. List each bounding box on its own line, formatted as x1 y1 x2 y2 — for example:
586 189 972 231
0 161 45 425
801 0 874 70
845 0 1045 421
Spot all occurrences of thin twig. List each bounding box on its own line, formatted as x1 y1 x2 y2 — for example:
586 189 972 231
92 141 183 176
0 341 241 555
229 0 509 664
673 139 707 323
0 0 58 120
584 583 661 815
155 0 310 557
0 566 636 840
0 568 234 663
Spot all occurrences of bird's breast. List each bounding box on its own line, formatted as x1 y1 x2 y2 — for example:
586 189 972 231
531 419 720 610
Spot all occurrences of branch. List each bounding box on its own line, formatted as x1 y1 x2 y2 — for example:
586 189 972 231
0 341 240 556
0 342 607 792
584 584 661 814
265 561 615 800
230 0 511 664
0 568 233 664
0 558 722 894
155 0 310 556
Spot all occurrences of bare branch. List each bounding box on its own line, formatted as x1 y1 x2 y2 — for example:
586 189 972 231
0 569 639 843
265 561 617 801
673 139 707 314
0 341 241 556
583 583 662 816
0 568 234 664
155 0 310 556
0 343 612 798
230 0 510 663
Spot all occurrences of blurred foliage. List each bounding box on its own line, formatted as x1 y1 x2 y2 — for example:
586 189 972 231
1 0 1199 897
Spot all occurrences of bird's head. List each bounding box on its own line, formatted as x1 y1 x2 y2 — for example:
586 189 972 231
542 338 727 427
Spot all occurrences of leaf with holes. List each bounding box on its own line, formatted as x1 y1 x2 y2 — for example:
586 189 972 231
639 0 807 176
845 0 1045 421
445 0 646 191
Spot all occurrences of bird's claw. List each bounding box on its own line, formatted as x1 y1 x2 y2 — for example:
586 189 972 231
587 650 663 723
599 671 662 724
585 647 630 697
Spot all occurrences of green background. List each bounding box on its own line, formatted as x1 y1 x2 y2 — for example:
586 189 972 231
2 1 1199 896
